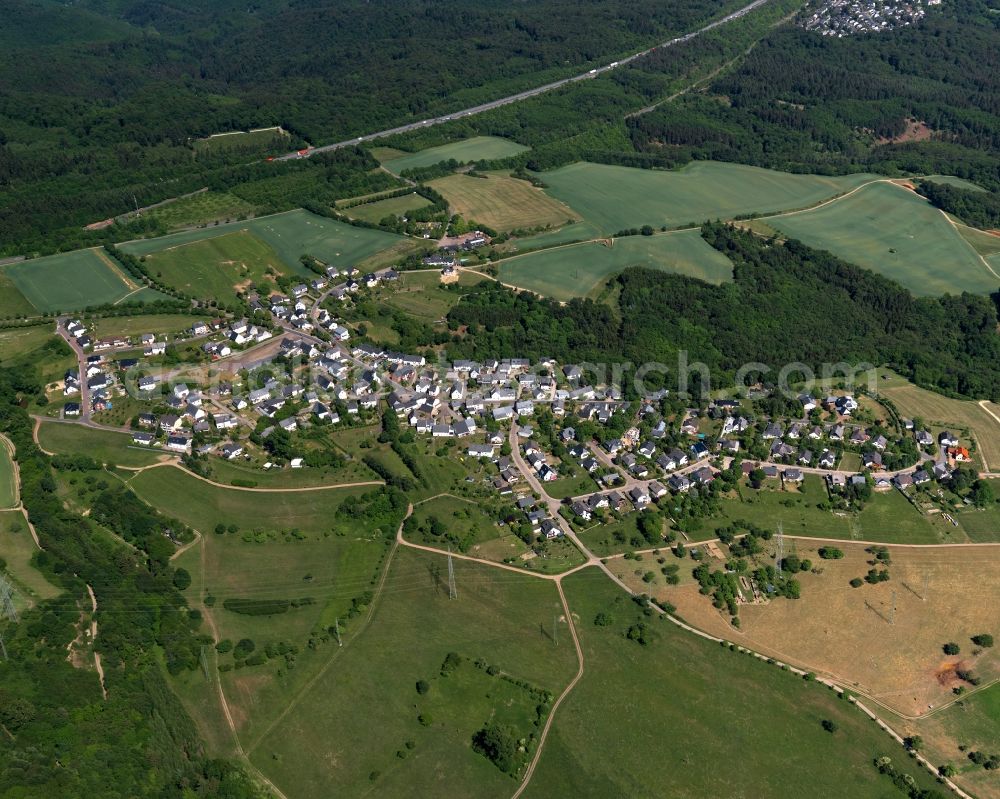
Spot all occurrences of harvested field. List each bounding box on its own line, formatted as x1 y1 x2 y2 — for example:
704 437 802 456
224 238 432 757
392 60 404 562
381 136 528 174
429 172 579 232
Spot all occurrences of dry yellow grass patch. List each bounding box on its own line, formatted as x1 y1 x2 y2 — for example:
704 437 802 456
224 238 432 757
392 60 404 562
428 172 580 232
614 541 1000 717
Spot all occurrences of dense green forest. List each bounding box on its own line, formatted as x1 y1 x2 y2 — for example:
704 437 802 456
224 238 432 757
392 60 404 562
446 223 1000 399
917 181 1000 229
0 0 741 255
628 0 1000 191
0 367 264 797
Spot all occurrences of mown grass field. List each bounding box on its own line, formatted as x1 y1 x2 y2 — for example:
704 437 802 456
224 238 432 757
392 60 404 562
128 466 365 535
0 511 61 612
540 161 877 234
0 438 16 509
345 192 433 224
955 223 1000 257
429 172 579 232
921 174 986 192
248 548 577 798
172 502 388 743
90 313 203 340
905 682 1000 799
0 326 58 365
36 422 166 468
771 182 999 295
144 191 257 230
121 209 407 275
651 542 1000 718
193 128 289 154
877 370 1000 470
499 229 733 299
504 221 604 252
207 451 377 489
0 269 37 318
521 568 942 798
696 475 942 545
381 136 528 174
5 248 140 312
251 210 410 272
138 229 288 302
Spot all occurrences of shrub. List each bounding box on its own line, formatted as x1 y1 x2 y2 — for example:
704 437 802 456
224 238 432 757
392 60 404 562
943 642 960 656
172 567 191 591
821 719 838 733
416 680 430 695
971 633 994 648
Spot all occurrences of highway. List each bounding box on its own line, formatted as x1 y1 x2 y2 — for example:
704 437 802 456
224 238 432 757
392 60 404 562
277 0 773 161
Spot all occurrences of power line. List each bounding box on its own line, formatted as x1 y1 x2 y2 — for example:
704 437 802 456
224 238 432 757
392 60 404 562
0 574 18 623
447 547 457 600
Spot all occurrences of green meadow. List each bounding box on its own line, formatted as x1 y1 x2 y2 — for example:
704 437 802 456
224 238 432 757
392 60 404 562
500 229 732 299
382 136 529 174
540 161 878 234
771 181 1000 296
521 568 943 798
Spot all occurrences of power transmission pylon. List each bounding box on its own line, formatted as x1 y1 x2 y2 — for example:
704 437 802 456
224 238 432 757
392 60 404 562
889 589 897 626
553 611 559 647
0 575 17 623
199 645 211 681
334 618 342 647
0 632 6 660
447 547 457 600
921 573 929 601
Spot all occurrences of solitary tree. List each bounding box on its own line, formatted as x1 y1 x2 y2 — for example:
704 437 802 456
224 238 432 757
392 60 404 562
943 642 961 655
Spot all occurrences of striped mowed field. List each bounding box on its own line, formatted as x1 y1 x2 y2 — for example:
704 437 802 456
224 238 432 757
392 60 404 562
5 248 141 312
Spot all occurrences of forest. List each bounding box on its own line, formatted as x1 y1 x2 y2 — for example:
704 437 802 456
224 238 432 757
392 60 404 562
445 223 1000 399
628 0 1000 193
0 365 265 797
0 0 736 255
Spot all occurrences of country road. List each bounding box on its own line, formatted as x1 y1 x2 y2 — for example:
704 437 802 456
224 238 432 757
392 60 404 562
277 0 774 161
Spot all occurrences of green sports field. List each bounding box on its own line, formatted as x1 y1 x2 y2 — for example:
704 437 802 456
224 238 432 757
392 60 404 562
121 209 408 274
521 569 943 799
499 229 733 299
381 136 529 174
770 182 1000 295
5 248 141 312
540 161 879 234
345 192 433 224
